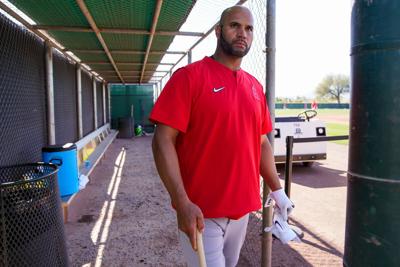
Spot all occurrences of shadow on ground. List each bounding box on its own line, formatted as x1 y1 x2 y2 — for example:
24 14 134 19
65 137 186 266
276 162 347 189
238 212 343 266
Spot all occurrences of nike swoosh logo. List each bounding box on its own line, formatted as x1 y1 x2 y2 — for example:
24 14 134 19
213 87 225 92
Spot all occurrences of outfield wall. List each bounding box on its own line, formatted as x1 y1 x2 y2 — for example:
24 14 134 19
276 103 350 109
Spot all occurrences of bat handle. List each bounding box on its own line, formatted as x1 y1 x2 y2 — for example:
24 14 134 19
196 230 207 267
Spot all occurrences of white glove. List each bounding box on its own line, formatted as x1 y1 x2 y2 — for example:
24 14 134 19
264 209 301 244
269 189 294 221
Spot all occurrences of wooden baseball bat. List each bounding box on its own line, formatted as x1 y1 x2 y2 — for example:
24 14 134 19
196 230 207 267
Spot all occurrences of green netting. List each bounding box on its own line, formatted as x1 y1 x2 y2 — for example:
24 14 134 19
74 52 109 62
116 65 143 71
151 35 175 51
48 31 102 50
11 0 195 35
102 33 148 51
9 0 197 84
112 54 144 63
110 85 127 95
110 84 154 128
148 54 164 63
85 0 154 29
101 73 158 83
90 64 113 71
10 0 195 51
126 85 154 95
111 85 153 96
157 0 196 31
10 0 88 26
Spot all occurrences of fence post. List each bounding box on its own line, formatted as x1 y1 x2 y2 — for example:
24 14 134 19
188 50 192 64
93 76 97 129
102 82 106 125
262 1 276 267
45 41 55 145
284 136 294 197
76 64 83 139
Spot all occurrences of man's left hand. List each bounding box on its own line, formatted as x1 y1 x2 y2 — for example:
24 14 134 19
270 188 294 221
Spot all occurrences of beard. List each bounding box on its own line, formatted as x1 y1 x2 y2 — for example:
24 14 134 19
219 30 251 58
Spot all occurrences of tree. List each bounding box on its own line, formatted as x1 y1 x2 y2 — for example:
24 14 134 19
315 74 349 104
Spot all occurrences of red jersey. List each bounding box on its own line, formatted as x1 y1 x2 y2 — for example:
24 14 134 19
150 56 272 219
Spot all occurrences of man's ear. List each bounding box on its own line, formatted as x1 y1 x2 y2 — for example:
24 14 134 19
215 24 221 38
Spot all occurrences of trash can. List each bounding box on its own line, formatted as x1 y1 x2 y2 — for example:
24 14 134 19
0 163 69 266
117 117 134 138
42 143 79 197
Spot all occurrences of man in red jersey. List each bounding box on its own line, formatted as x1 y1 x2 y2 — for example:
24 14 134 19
151 5 294 267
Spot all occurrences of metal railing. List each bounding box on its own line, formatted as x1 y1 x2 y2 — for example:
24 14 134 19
284 135 349 197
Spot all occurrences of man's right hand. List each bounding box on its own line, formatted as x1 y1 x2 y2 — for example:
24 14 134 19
176 200 204 251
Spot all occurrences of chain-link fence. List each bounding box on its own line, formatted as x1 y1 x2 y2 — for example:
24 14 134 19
242 0 267 91
240 2 267 266
158 0 267 90
54 50 78 144
82 71 95 137
0 12 47 167
96 81 104 127
0 10 110 167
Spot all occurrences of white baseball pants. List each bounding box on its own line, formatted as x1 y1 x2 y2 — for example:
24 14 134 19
179 214 249 267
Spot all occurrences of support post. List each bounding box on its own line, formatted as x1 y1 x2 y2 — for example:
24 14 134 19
262 1 275 267
188 50 192 64
76 64 83 139
345 1 400 266
108 84 111 123
93 76 98 129
102 82 106 125
156 82 160 100
45 41 55 145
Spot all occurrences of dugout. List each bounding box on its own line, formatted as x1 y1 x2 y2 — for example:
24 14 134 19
2 1 399 267
0 0 197 223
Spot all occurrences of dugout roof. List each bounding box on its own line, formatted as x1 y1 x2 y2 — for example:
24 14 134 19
1 0 199 84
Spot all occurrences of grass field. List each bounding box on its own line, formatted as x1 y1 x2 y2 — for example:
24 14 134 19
326 122 349 145
275 108 350 145
275 108 349 117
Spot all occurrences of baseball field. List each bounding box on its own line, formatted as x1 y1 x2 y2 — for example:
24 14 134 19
275 108 350 145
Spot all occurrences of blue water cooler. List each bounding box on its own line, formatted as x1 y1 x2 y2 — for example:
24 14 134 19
42 143 79 197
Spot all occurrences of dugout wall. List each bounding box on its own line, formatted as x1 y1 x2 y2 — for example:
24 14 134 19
0 13 110 167
110 84 154 132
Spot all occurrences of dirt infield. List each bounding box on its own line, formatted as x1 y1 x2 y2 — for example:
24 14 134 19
65 137 348 266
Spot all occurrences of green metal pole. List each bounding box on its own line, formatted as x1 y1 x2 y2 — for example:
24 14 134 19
345 1 400 266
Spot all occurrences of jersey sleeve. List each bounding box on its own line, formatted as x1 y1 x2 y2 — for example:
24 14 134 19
149 68 192 133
